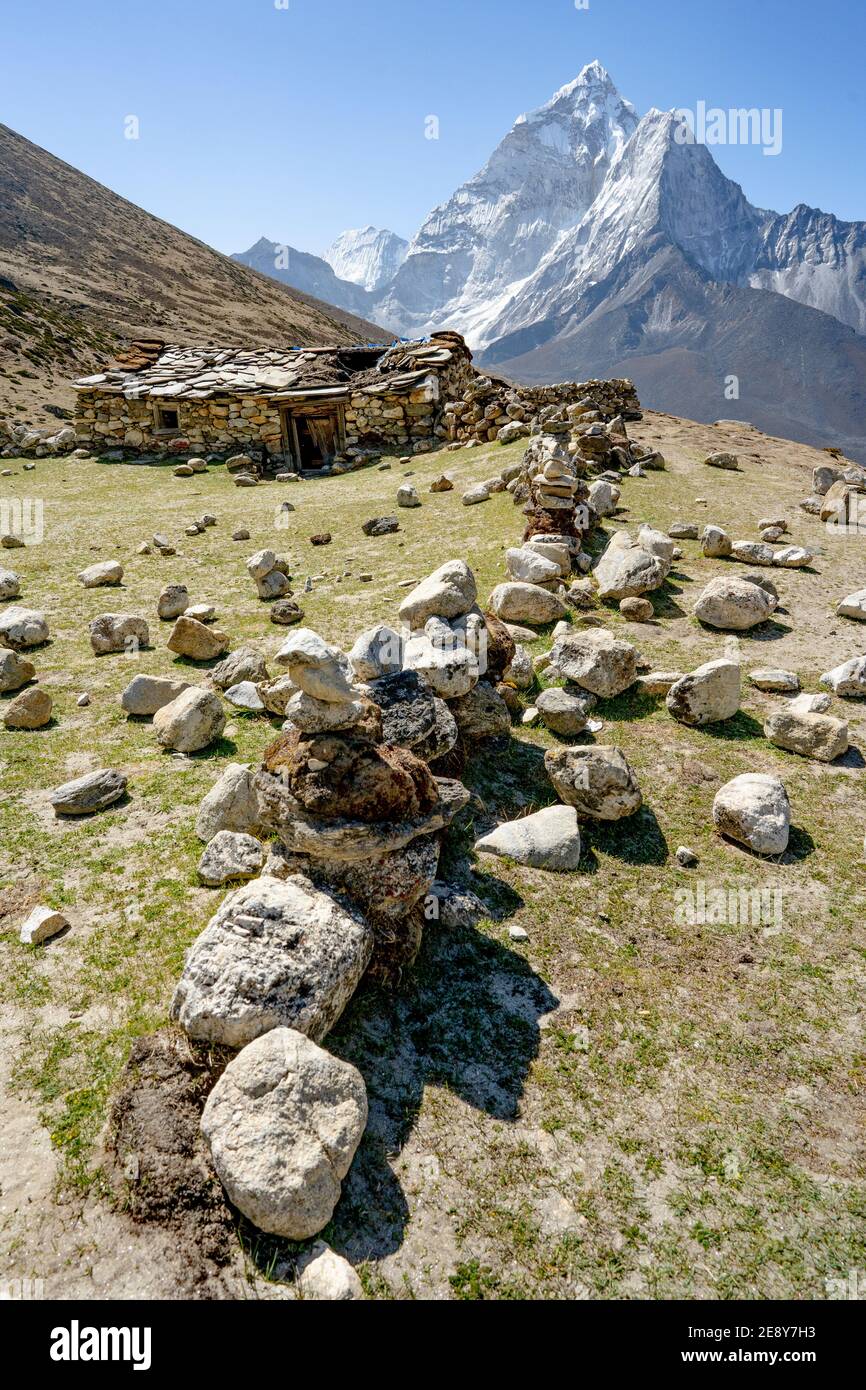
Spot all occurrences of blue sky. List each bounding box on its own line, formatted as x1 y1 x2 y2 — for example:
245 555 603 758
4 0 864 257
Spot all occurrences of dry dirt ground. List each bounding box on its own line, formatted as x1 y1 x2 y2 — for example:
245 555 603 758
0 412 864 1301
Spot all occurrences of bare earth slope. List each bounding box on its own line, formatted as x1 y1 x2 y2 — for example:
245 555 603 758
0 123 389 429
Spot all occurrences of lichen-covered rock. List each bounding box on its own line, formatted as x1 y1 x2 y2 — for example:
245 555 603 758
763 708 849 762
120 673 191 716
200 1027 367 1238
197 830 265 886
448 680 512 741
548 628 638 698
693 575 777 630
666 659 740 726
153 685 226 752
545 746 642 819
0 568 21 600
171 877 372 1047
196 763 262 842
712 774 790 855
398 559 478 629
89 612 148 656
261 728 439 823
475 805 581 872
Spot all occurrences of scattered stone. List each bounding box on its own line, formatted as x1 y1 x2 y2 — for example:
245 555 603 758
837 589 866 621
0 606 49 650
545 746 641 819
120 673 191 716
666 659 740 726
157 584 189 621
749 668 800 693
3 686 52 728
594 537 668 600
700 524 733 558
197 830 265 886
462 483 490 506
475 805 582 872
488 581 567 627
705 452 739 470
713 774 790 855
668 522 698 539
270 599 305 626
676 846 699 868
637 670 684 696
0 567 21 600
820 656 866 698
296 1243 364 1301
224 681 266 712
361 516 400 537
167 615 229 661
730 541 776 566
153 685 227 753
200 1027 367 1239
397 484 421 508
76 560 123 588
693 575 777 630
210 648 270 691
429 475 454 493
0 650 35 692
535 687 591 735
20 905 68 945
196 763 261 842
764 708 849 762
50 768 127 815
772 546 812 569
448 681 512 741
548 628 638 698
619 596 654 622
0 534 25 549
89 612 148 655
232 528 250 542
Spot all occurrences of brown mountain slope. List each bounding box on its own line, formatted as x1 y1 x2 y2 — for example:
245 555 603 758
0 123 389 428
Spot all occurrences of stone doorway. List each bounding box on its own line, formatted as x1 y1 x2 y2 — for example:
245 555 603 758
284 407 344 471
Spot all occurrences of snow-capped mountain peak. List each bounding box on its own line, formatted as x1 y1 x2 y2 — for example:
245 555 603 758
323 226 408 292
375 64 640 340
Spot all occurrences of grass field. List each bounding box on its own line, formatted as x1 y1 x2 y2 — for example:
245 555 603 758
1 414 864 1299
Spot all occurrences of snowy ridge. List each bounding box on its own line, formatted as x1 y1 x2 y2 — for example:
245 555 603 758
323 226 408 292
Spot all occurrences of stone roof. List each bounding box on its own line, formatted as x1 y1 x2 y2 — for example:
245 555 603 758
73 335 465 403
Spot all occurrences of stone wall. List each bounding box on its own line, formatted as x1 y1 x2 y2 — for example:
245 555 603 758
444 375 642 447
73 343 479 464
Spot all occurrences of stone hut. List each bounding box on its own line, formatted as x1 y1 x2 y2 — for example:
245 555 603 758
72 332 478 469
71 328 641 470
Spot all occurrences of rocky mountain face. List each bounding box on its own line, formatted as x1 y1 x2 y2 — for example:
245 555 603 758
323 227 408 292
0 123 389 428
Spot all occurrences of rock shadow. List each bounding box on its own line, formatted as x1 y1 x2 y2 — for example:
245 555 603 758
323 921 559 1266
